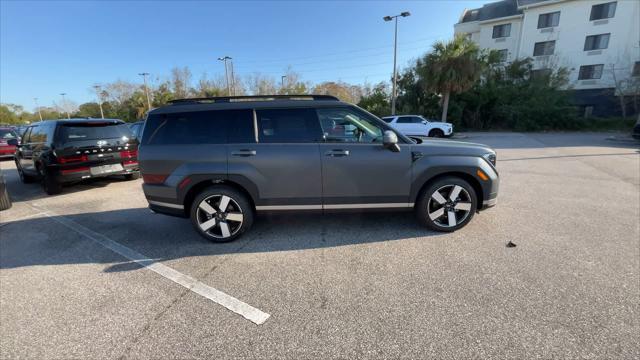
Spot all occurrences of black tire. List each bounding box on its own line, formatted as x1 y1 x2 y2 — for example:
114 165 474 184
190 185 254 243
0 185 11 211
124 172 141 180
429 129 445 138
416 176 477 232
15 160 36 183
41 167 63 195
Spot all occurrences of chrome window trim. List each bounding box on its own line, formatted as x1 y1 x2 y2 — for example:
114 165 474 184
255 203 414 211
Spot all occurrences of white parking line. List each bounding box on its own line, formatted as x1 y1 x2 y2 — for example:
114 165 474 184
27 204 270 325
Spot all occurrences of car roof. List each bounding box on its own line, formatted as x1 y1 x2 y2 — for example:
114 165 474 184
30 118 125 125
150 95 348 115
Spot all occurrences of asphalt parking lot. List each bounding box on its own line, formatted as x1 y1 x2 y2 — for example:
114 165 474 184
1 132 638 359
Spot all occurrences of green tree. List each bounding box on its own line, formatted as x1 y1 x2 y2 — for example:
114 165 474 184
418 36 484 122
357 82 390 117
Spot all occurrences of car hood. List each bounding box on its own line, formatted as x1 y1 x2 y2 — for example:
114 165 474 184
429 122 452 127
411 139 495 157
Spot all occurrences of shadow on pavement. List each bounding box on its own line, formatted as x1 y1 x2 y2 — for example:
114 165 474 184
0 207 441 272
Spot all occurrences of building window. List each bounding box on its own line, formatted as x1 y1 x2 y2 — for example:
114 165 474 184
584 33 610 50
578 64 604 80
533 41 555 56
633 61 640 77
496 49 508 62
531 68 552 79
492 24 511 38
590 2 616 20
538 11 560 28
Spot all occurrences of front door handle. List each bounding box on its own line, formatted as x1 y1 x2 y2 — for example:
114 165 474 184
231 149 257 157
325 149 350 157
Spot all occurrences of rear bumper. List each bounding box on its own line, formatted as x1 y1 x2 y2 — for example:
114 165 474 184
52 163 139 183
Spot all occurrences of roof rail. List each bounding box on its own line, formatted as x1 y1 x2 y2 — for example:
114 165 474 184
168 94 339 105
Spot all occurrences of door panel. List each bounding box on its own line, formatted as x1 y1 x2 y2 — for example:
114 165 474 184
320 143 412 205
228 144 322 206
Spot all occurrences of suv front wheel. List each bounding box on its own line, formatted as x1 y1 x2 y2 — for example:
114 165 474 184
190 185 254 242
416 176 477 232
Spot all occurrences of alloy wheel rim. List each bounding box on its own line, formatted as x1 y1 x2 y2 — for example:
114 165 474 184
427 184 472 228
196 194 244 239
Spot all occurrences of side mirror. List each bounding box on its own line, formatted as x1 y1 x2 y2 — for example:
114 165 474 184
7 139 18 146
383 130 401 152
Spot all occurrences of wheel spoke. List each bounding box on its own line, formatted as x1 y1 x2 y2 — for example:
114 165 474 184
219 221 231 237
218 196 231 212
454 202 472 211
199 218 217 231
429 207 445 220
226 212 243 222
447 211 457 226
449 185 462 201
431 191 447 205
199 201 216 215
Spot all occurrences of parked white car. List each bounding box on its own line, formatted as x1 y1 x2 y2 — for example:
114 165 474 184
382 115 453 138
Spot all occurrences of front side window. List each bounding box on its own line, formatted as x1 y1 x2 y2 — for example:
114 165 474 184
584 33 610 50
492 23 511 38
533 41 555 56
578 64 604 80
29 126 47 143
538 11 560 28
317 107 384 143
396 116 415 124
22 127 33 143
256 108 321 143
590 1 616 20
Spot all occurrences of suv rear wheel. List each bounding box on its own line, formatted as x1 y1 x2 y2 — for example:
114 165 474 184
416 176 477 232
190 185 253 242
40 166 63 195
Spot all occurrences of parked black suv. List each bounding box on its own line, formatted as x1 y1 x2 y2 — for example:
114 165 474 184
140 95 499 242
13 119 140 194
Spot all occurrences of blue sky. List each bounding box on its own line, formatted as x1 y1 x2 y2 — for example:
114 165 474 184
1 0 490 111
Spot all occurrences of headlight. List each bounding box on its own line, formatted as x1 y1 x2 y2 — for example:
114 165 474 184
483 152 497 166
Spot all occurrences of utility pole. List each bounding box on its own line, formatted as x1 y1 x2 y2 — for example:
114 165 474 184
138 73 152 111
33 98 43 121
383 11 411 115
229 60 236 96
218 56 232 95
60 93 70 119
93 85 105 119
281 75 287 94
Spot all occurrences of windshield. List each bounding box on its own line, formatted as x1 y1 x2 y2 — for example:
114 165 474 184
0 129 17 140
58 123 132 142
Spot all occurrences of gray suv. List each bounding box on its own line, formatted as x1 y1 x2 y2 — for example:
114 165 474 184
139 95 499 242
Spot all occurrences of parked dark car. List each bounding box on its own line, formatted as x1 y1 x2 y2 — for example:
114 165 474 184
13 119 140 195
0 169 11 211
139 95 499 242
0 127 19 159
128 121 145 140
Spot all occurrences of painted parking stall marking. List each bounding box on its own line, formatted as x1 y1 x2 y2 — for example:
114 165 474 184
27 203 270 325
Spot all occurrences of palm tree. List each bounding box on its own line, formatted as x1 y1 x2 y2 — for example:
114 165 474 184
418 36 484 121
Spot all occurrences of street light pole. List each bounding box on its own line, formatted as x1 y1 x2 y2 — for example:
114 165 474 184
93 85 105 119
281 75 287 94
218 56 232 95
33 98 43 121
60 93 70 119
138 73 152 111
384 11 410 115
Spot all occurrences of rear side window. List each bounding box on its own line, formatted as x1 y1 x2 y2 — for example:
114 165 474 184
256 108 321 143
58 123 132 143
143 109 253 145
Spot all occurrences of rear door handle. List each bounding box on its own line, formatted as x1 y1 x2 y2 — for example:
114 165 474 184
325 149 350 157
231 149 257 157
